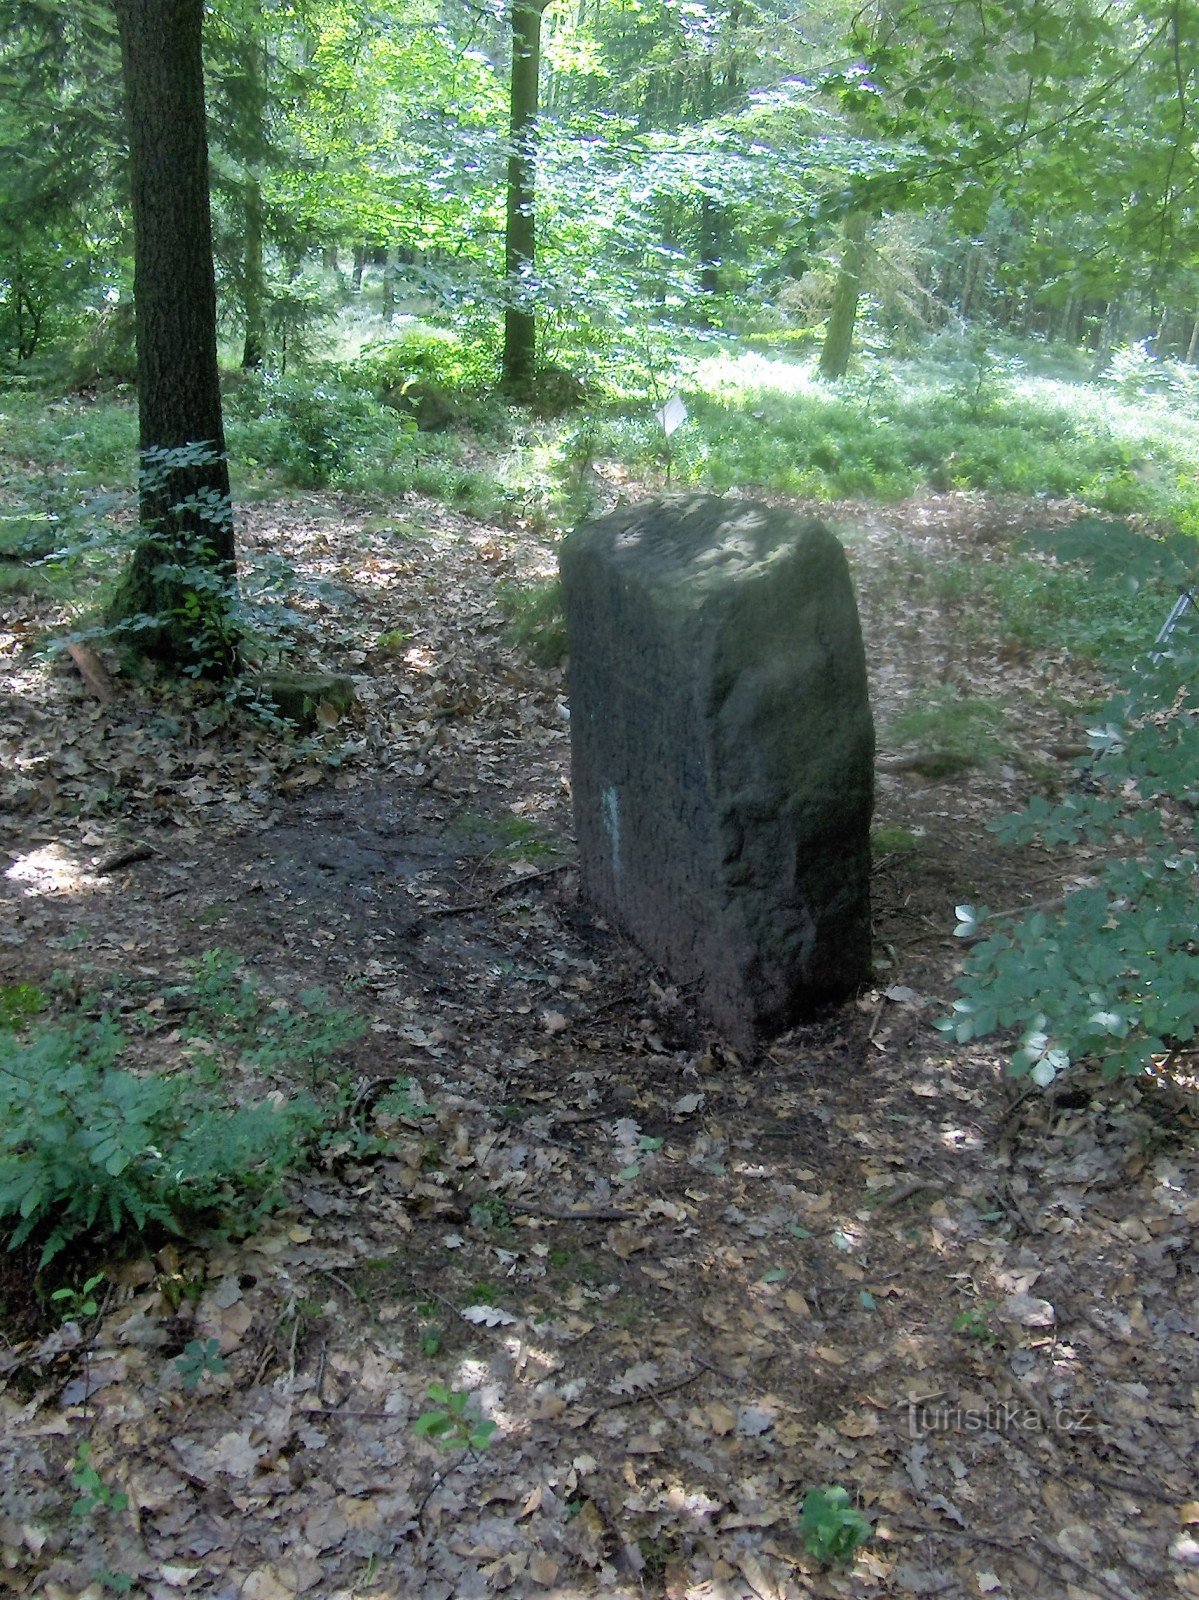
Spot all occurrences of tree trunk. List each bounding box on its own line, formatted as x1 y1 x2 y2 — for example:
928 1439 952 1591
381 247 397 324
959 246 982 319
1057 293 1079 345
110 0 237 680
1186 314 1199 364
818 213 870 381
1092 291 1131 376
698 193 724 303
351 243 366 293
241 173 266 368
501 0 547 395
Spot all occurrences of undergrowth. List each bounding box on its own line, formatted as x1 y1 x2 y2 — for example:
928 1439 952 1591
0 953 362 1268
5 333 1199 533
945 526 1199 1085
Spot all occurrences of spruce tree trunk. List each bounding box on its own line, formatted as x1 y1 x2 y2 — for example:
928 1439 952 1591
1092 292 1131 377
110 0 237 679
818 213 869 381
959 245 982 318
501 0 546 395
698 194 724 302
241 174 266 368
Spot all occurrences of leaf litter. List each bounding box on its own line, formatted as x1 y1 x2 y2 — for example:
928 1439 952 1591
0 486 1196 1599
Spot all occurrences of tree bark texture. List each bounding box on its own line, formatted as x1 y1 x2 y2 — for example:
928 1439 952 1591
818 213 870 380
111 0 237 677
502 0 546 394
382 247 397 324
241 174 266 368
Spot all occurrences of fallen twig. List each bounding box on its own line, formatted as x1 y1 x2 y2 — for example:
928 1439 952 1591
423 862 570 918
506 1198 635 1223
873 1176 946 1210
95 843 155 874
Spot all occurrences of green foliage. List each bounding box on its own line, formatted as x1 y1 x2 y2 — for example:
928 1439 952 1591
174 1337 229 1392
0 1012 324 1266
888 692 1010 768
0 393 137 487
871 826 922 856
412 1383 497 1451
1019 517 1196 592
70 1442 128 1519
50 1272 106 1323
175 948 365 1084
602 346 1199 515
952 1302 998 1343
799 1485 872 1566
945 557 1199 1082
496 578 568 667
224 372 401 489
373 1078 432 1121
469 1197 512 1233
0 983 47 1029
345 327 496 399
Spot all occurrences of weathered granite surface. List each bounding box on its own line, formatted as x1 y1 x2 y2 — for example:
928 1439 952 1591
559 494 874 1046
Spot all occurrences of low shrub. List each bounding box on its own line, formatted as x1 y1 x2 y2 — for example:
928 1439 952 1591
0 1008 325 1266
224 371 402 488
944 525 1199 1083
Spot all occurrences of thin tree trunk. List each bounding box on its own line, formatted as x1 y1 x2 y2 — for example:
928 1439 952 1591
818 213 870 380
698 193 724 301
1186 314 1199 364
110 0 237 679
241 173 266 368
502 0 547 394
381 247 397 324
958 247 982 318
351 243 366 292
1092 291 1131 377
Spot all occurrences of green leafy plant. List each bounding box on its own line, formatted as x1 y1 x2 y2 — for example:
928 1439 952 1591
93 1572 134 1596
176 950 365 1083
412 1383 497 1451
469 1197 512 1233
174 1336 228 1392
951 1302 998 1343
944 526 1199 1083
496 578 568 667
0 983 47 1029
374 1078 432 1120
70 1442 128 1519
0 1014 324 1265
50 1272 107 1323
799 1485 872 1566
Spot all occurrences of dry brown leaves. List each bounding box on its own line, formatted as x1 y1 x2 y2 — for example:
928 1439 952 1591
0 488 1196 1600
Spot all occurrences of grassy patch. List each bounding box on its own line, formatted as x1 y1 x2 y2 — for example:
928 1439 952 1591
887 692 1012 768
871 825 922 856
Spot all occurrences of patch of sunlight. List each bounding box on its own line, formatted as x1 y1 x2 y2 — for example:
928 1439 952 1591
5 843 96 895
940 1126 983 1151
690 349 821 399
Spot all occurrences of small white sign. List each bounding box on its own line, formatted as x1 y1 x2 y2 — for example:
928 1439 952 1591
656 395 688 435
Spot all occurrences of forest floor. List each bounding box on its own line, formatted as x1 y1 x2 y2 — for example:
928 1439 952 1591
1 479 1197 1600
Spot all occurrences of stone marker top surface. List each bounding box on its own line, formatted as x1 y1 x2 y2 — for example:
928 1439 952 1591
570 495 815 602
